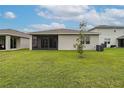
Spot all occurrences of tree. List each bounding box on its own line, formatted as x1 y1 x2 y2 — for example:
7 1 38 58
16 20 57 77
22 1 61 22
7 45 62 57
74 21 87 58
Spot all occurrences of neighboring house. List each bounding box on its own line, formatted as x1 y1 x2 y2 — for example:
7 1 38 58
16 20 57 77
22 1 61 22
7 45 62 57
0 29 30 50
29 29 99 50
89 25 124 48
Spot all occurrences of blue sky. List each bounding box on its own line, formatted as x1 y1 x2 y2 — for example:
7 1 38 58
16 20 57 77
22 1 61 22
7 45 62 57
0 5 124 32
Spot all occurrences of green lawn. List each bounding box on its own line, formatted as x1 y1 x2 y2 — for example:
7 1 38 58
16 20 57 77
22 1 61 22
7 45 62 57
0 48 124 88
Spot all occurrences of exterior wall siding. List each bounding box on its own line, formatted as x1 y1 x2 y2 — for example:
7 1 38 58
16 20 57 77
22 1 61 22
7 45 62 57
58 34 99 50
20 37 29 49
84 35 99 50
16 37 20 49
5 35 10 50
91 29 124 47
29 35 32 50
58 35 78 50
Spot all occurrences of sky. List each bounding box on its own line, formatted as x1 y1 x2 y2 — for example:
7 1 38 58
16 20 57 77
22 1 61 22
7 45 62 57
0 5 124 32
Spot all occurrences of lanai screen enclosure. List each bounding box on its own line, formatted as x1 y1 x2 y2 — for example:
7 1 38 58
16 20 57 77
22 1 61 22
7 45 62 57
0 36 5 50
0 35 20 50
32 35 58 50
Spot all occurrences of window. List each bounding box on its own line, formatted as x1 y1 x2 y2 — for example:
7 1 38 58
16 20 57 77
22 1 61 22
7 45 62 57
82 41 84 44
85 36 90 44
82 36 90 44
82 37 85 44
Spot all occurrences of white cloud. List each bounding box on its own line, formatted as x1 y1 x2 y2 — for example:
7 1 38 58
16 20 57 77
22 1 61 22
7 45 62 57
22 22 66 32
85 8 124 26
4 11 16 19
37 5 90 21
36 6 124 27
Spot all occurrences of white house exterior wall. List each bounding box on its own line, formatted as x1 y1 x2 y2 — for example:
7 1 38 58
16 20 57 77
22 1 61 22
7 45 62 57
91 29 124 47
84 35 99 50
29 35 32 50
58 34 99 50
20 37 29 49
16 37 20 49
5 35 11 50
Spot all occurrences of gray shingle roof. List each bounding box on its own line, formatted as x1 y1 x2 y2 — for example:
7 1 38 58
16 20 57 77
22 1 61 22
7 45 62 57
29 28 99 35
0 29 30 38
89 25 124 31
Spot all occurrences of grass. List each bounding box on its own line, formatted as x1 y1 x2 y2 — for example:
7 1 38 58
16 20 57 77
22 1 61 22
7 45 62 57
0 48 124 88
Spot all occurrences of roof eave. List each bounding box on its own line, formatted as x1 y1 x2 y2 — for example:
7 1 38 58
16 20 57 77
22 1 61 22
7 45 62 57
29 33 99 35
0 33 29 39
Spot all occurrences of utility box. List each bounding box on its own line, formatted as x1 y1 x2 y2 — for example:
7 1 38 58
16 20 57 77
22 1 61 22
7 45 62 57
96 45 104 52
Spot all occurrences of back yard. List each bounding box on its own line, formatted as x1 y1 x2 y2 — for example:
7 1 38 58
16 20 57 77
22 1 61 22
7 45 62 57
0 48 124 88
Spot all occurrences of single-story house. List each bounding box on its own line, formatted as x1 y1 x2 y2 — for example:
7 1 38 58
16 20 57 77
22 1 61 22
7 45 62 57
29 29 99 50
89 25 124 48
0 29 30 50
